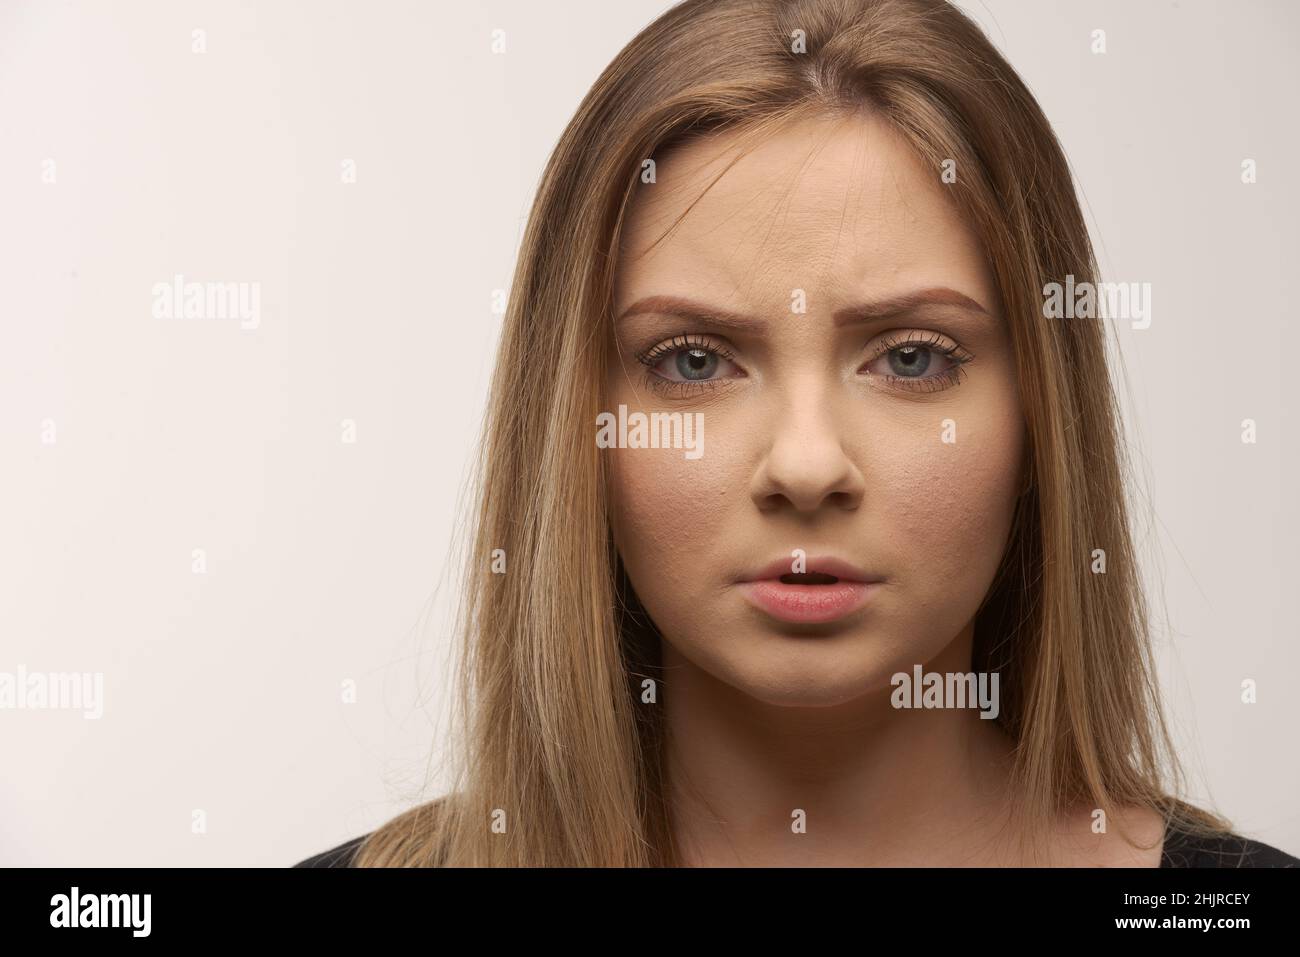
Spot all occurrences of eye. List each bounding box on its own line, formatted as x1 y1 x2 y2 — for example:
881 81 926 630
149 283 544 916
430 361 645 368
637 334 742 385
860 331 974 393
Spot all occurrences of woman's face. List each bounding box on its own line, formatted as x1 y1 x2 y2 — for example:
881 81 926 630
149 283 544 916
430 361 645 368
606 110 1025 708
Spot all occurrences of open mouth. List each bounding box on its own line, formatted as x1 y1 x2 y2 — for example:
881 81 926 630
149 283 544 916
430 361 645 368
736 556 882 624
778 572 840 585
739 573 877 624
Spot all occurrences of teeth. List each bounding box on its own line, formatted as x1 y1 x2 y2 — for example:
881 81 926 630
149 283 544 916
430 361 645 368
779 572 839 585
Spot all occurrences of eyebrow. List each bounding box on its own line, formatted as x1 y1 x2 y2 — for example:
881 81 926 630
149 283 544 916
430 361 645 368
616 288 992 331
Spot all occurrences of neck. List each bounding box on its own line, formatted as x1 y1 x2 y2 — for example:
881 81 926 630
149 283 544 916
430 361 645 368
660 622 1020 866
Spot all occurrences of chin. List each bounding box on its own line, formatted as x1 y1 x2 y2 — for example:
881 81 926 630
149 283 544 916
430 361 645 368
713 643 903 709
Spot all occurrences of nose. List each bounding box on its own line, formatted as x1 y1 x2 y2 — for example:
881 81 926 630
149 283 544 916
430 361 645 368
749 389 866 514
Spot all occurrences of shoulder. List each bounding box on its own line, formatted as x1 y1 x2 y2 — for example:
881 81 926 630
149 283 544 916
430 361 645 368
1046 804 1166 866
1161 826 1300 868
294 796 453 867
293 833 370 868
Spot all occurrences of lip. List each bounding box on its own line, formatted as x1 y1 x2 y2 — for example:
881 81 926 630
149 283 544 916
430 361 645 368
738 555 883 585
735 554 885 625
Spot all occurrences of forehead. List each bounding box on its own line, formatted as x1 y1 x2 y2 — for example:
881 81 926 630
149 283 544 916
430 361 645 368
614 111 993 314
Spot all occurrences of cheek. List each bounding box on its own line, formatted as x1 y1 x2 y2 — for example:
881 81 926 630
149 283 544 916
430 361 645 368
608 442 737 600
603 358 1026 675
875 400 1024 616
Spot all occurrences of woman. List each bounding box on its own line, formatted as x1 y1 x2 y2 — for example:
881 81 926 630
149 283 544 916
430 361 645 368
297 0 1297 867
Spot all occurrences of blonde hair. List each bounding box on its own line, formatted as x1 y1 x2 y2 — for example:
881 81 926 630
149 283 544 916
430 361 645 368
355 0 1230 866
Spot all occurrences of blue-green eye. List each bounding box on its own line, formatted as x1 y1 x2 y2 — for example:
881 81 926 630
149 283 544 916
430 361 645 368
860 331 975 393
637 334 741 385
887 345 931 377
676 348 717 380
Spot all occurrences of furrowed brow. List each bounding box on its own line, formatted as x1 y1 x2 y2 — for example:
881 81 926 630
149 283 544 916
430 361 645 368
616 288 992 331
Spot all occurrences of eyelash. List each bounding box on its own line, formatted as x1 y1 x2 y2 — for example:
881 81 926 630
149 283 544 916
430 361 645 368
633 331 975 397
868 331 975 394
635 334 739 398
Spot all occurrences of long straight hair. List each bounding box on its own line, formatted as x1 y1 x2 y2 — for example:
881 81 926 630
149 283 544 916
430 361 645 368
355 0 1230 866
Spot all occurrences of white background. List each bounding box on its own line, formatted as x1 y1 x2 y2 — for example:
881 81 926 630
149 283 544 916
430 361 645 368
1 0 1296 865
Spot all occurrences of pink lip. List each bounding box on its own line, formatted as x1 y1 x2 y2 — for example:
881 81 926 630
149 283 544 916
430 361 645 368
735 554 885 624
737 580 879 624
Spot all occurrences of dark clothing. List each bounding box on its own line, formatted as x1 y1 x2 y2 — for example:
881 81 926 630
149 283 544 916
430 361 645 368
293 825 1300 867
1158 826 1299 868
294 833 368 868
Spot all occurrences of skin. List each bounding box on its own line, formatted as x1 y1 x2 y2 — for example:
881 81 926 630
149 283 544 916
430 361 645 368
605 109 1164 866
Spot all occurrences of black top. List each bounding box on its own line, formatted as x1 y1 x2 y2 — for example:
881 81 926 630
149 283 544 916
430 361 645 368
295 833 369 868
1159 827 1299 868
293 826 1300 868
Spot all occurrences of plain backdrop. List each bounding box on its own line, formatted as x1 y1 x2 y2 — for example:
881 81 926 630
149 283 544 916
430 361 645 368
1 0 1296 865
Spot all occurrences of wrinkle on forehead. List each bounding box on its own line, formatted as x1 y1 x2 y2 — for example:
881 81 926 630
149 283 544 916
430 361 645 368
615 110 990 316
